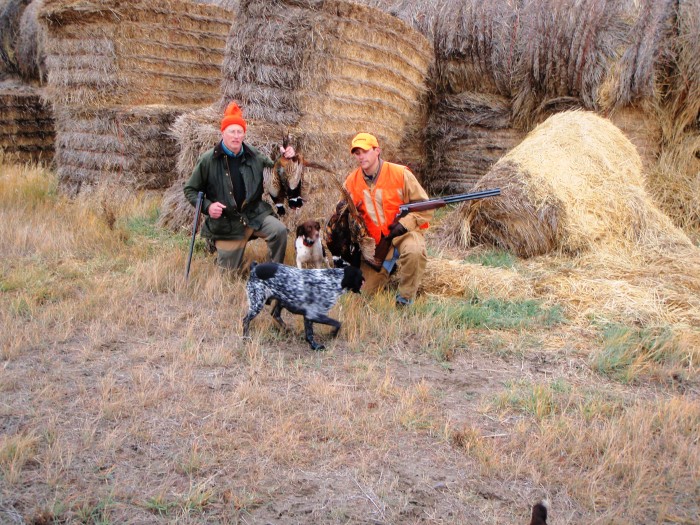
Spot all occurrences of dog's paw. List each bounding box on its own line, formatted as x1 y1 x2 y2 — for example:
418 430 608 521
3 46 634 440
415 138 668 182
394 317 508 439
275 203 286 216
309 341 326 351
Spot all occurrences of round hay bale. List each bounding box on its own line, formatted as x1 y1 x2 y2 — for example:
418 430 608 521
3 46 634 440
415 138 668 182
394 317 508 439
17 0 46 83
453 110 692 257
1 0 31 77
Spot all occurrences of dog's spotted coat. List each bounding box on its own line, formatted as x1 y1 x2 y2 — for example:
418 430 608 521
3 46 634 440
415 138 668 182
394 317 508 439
242 262 364 350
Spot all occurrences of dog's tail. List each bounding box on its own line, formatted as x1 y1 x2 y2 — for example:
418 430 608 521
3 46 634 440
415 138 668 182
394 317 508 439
529 499 549 525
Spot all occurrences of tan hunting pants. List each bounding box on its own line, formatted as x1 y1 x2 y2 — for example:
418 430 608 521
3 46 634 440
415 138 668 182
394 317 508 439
360 231 427 301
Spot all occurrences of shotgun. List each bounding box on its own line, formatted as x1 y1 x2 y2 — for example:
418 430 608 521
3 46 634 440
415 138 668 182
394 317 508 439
185 191 204 281
368 187 501 271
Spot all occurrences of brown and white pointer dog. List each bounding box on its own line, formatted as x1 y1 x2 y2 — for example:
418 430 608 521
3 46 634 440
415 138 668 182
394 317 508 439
295 219 326 269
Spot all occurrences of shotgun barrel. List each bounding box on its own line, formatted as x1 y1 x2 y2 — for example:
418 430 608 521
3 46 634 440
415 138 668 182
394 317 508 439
185 191 204 281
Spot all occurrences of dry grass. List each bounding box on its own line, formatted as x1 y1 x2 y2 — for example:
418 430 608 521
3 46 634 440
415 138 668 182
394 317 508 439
1 160 699 523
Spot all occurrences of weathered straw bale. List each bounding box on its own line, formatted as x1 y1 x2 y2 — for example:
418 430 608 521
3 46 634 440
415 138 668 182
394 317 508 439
54 104 190 194
0 78 54 163
17 0 46 82
452 111 692 257
1 0 30 77
356 0 441 40
39 0 232 107
221 0 432 173
426 91 526 192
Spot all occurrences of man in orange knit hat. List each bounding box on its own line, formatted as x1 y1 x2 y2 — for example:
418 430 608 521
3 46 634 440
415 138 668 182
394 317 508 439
339 132 433 306
184 101 297 271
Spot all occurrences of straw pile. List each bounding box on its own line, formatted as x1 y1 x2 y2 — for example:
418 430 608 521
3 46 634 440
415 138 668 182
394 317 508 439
37 0 233 192
420 258 534 301
16 0 47 83
447 111 693 258
0 78 53 163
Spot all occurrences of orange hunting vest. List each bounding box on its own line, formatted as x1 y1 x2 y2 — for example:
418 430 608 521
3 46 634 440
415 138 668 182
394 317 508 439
345 162 427 244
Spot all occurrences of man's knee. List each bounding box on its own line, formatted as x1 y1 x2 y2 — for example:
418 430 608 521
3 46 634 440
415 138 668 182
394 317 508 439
217 246 248 270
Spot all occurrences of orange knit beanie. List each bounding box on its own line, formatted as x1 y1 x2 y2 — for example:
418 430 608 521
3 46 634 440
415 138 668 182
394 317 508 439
220 102 247 132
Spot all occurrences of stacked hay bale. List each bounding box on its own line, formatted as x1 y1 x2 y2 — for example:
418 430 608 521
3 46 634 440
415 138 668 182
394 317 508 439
161 0 433 232
221 0 432 174
53 105 187 190
1 0 53 164
38 0 232 193
0 78 53 162
448 111 692 258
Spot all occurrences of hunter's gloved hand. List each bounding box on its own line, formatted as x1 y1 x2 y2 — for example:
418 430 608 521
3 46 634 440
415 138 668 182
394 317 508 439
288 197 304 209
389 222 408 238
275 203 286 216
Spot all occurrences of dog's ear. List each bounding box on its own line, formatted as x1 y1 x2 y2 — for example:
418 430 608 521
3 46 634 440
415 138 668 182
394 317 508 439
296 223 305 237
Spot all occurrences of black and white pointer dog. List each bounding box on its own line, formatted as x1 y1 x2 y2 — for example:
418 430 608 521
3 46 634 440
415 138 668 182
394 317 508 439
295 219 325 269
242 262 364 350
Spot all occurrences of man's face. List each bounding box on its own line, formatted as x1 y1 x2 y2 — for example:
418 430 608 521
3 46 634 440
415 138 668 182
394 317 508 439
353 146 380 174
222 124 245 153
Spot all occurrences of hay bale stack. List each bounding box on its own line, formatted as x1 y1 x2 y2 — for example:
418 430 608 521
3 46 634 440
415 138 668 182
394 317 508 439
222 0 432 174
39 0 232 107
38 0 233 192
0 78 54 163
54 104 190 194
453 111 692 257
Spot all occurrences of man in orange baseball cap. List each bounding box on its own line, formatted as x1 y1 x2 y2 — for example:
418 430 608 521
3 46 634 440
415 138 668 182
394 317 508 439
333 132 433 306
184 101 297 272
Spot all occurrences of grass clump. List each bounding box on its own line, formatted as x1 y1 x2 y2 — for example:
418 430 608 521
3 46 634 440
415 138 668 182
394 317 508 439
591 323 695 383
465 248 517 268
417 297 565 330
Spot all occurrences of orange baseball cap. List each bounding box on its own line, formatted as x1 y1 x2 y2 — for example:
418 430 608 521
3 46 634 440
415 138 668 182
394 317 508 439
350 132 379 153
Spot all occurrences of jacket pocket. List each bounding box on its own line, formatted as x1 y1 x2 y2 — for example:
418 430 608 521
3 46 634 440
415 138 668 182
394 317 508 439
207 216 233 236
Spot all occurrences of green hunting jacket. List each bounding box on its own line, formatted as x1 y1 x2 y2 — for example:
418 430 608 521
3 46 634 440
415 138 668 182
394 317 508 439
184 141 276 241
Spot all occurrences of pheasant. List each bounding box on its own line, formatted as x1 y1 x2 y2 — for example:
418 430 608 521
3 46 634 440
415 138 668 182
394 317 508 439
264 133 332 216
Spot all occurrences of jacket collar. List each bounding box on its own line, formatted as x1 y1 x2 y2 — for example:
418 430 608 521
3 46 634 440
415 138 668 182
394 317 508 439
213 140 250 160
